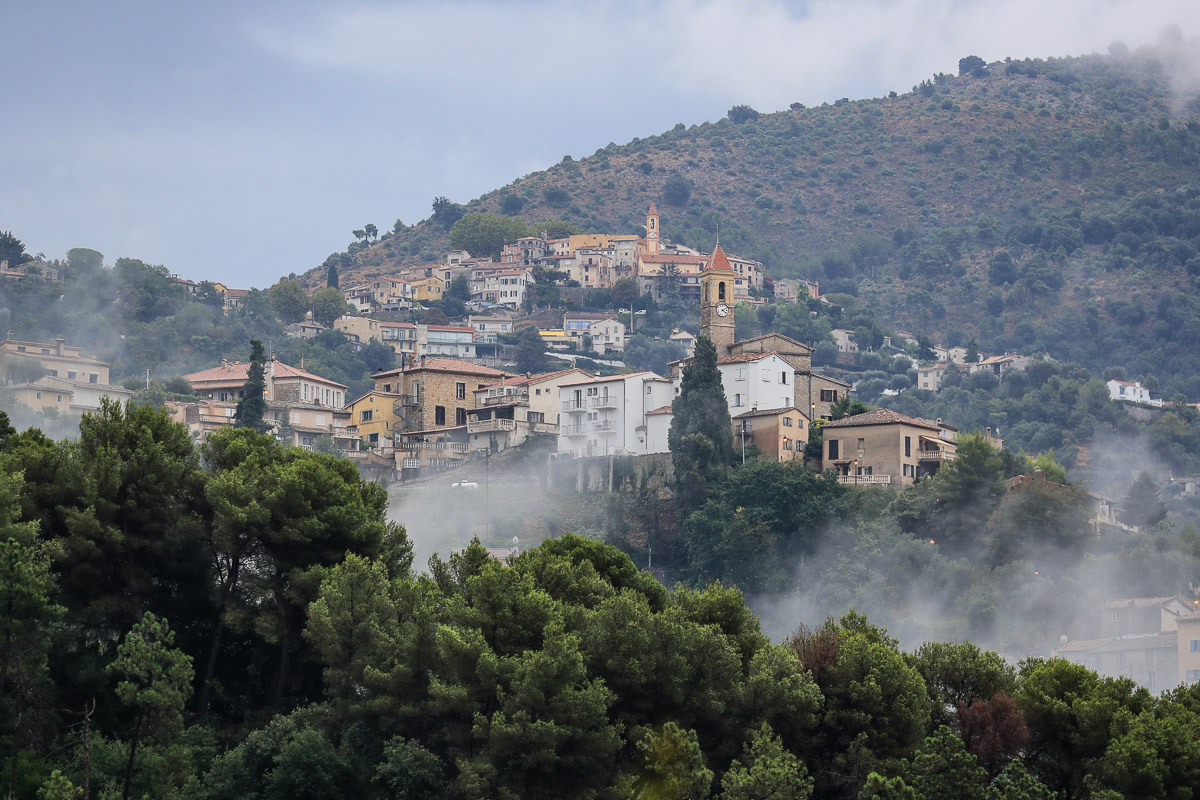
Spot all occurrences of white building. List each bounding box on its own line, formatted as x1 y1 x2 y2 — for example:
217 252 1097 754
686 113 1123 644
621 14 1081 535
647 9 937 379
1107 379 1163 407
469 314 515 343
419 325 476 359
831 329 859 355
710 351 799 417
472 268 535 309
556 372 675 458
563 313 626 353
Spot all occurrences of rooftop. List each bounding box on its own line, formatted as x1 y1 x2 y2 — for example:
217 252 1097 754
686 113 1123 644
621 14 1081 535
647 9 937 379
184 358 348 389
374 357 515 379
822 408 943 431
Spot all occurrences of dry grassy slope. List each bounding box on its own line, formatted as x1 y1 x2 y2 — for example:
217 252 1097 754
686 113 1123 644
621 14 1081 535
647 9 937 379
311 50 1191 291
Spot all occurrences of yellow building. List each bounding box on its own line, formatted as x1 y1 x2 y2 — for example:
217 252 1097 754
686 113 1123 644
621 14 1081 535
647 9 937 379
9 382 73 412
345 390 405 447
408 276 445 303
567 233 640 253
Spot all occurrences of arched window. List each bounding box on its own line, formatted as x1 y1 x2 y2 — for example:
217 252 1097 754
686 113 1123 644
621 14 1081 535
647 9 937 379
718 281 726 300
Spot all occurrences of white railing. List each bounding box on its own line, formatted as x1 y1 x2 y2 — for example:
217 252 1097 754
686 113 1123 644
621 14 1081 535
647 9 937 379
837 474 892 486
589 395 617 408
916 449 955 462
467 418 516 434
592 421 614 432
563 425 587 436
561 399 587 412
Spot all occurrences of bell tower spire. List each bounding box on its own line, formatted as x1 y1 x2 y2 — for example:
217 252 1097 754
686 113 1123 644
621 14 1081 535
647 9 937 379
700 243 736 355
645 202 660 256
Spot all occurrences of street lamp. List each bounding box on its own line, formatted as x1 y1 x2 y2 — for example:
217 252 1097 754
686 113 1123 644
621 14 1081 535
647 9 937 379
852 458 859 485
619 307 646 335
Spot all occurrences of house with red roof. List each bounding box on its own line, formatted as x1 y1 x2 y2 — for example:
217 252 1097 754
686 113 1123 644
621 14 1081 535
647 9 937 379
372 356 516 435
183 357 348 409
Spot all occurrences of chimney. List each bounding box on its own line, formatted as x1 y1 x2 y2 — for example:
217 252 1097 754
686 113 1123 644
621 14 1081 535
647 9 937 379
222 359 228 369
56 337 65 356
420 355 426 368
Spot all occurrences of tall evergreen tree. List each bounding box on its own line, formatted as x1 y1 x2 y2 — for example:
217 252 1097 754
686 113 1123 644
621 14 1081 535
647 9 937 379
668 336 733 514
326 262 339 289
234 340 270 433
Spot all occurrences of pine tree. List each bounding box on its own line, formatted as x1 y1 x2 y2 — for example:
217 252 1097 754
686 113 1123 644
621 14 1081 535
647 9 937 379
668 336 733 514
1123 472 1167 528
234 340 270 433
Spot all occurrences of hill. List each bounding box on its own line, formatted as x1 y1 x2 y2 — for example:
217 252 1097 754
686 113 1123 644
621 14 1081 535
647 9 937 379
315 39 1200 395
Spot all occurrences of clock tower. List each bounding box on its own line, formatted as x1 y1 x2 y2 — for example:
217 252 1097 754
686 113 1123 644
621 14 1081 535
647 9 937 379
645 203 660 256
700 243 737 355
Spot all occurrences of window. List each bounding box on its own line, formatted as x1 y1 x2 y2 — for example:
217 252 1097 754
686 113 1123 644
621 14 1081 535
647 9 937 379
820 389 839 402
456 382 466 400
857 437 865 452
435 406 446 426
403 458 421 469
1117 653 1126 667
781 371 789 384
903 464 915 477
782 438 791 451
456 408 466 426
315 415 326 426
828 439 839 460
47 369 57 377
360 409 374 422
783 416 793 427
736 368 747 381
733 393 743 407
368 433 379 443
762 371 770 382
1188 669 1200 683
67 370 77 380
1191 639 1200 653
905 436 911 457
290 412 300 423
529 411 544 424
89 373 99 383
35 391 42 399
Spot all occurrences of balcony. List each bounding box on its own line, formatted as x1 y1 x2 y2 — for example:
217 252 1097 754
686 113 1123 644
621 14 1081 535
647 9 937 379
561 399 588 413
448 442 470 453
563 425 587 437
837 474 893 486
529 421 559 435
397 394 420 406
483 391 524 406
467 418 516 434
917 449 956 462
590 395 618 409
592 420 615 433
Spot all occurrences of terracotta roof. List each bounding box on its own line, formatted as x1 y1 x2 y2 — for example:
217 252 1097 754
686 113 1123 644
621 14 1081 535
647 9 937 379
1102 596 1188 609
374 358 514 379
425 325 474 333
475 368 590 390
640 254 706 264
821 408 941 430
705 243 734 272
733 406 804 419
558 371 662 388
728 332 814 354
718 351 777 364
184 359 348 389
646 405 674 415
377 321 416 329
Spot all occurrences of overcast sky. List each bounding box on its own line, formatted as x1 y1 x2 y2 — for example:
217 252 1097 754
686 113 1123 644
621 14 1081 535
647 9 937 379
1 0 1193 287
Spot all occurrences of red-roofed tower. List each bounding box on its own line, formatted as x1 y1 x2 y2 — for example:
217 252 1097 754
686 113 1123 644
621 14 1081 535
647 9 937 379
700 243 737 354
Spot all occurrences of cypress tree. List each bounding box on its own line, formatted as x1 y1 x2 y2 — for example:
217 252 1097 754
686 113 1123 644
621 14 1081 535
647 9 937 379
668 336 733 514
326 263 339 289
234 340 270 433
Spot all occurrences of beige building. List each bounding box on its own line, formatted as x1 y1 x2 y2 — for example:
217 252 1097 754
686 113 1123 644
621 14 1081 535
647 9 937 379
1058 597 1198 691
372 356 515 435
733 407 809 463
344 390 404 448
183 358 348 409
465 367 593 453
821 409 959 487
918 364 952 392
2 338 133 412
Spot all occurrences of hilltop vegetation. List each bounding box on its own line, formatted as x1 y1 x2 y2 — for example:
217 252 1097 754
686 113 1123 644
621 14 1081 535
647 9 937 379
323 35 1200 397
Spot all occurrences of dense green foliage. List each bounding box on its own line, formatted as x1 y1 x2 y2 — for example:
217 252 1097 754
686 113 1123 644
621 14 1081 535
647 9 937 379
669 337 734 514
3 404 1200 798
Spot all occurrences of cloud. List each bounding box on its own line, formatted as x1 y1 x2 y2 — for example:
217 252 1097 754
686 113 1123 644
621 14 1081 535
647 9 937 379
257 0 1196 114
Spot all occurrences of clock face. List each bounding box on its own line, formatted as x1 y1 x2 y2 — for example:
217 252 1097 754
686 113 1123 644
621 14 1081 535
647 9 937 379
648 232 657 239
716 303 729 317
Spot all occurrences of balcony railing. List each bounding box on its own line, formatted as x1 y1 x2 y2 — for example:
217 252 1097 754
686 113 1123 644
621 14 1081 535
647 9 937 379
561 399 587 412
837 474 893 486
529 421 559 434
917 449 956 462
396 394 420 406
467 418 517 434
563 425 587 437
483 392 524 406
592 420 615 433
589 395 618 409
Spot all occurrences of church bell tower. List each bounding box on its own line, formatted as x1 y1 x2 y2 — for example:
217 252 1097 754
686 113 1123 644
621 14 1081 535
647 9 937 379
645 203 660 256
700 243 737 354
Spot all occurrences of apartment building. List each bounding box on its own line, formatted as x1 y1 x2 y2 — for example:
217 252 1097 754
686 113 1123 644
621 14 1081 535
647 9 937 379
372 356 515 434
556 372 675 458
183 358 348 409
821 408 959 487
